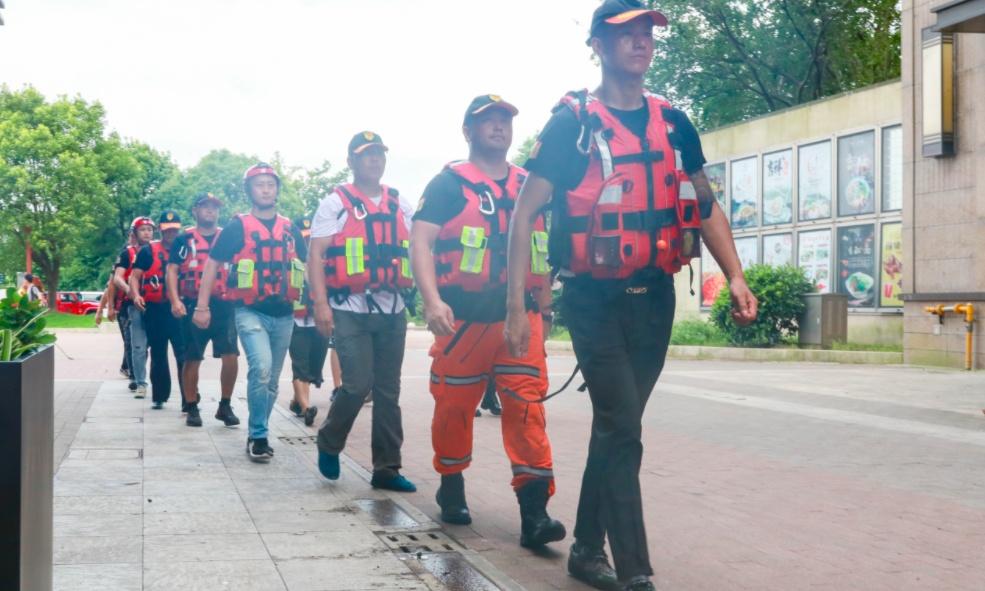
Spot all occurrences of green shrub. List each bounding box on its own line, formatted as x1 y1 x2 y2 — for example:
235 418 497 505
710 264 814 347
670 319 728 346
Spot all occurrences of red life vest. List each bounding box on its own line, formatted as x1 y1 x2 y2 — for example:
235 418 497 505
139 241 169 304
322 184 413 296
115 245 139 310
177 227 228 300
225 214 303 306
552 90 702 279
433 161 549 292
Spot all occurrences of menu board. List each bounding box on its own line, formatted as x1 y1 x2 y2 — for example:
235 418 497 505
701 251 726 308
798 230 831 293
798 141 832 221
763 233 794 267
705 162 728 217
838 131 876 216
880 223 904 307
734 236 759 269
837 224 877 307
882 126 903 212
762 150 793 225
730 157 758 229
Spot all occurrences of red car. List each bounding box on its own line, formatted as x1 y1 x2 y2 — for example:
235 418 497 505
56 291 100 315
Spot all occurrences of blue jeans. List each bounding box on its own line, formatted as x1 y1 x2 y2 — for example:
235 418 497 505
128 306 149 387
235 307 294 440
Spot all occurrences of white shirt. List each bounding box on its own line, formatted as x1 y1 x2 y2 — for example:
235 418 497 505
310 187 415 315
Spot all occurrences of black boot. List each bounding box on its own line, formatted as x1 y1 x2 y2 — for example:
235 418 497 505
436 473 472 525
568 541 620 591
516 480 566 548
480 385 502 416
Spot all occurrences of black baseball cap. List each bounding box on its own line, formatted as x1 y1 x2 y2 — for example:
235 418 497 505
158 210 182 231
589 0 668 43
463 94 519 126
192 192 223 208
348 131 388 156
294 216 312 238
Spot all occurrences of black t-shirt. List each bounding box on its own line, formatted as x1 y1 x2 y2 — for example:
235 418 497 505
209 216 308 317
524 101 650 193
169 230 227 306
414 170 510 227
115 247 136 270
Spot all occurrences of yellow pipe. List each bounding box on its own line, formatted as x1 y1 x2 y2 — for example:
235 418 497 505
925 303 975 370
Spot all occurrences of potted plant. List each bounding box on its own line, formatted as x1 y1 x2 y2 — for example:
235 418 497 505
0 292 56 591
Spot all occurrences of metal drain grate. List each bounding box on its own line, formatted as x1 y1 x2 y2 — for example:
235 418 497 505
378 531 459 554
278 436 318 446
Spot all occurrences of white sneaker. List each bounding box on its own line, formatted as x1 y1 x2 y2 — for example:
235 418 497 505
134 385 147 399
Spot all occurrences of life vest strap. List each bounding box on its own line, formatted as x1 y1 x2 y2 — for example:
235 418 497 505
612 150 665 166
565 208 677 233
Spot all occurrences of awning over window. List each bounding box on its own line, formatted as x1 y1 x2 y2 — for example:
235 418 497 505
933 0 985 33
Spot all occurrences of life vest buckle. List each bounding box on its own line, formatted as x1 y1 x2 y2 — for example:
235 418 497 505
478 191 496 216
353 203 369 221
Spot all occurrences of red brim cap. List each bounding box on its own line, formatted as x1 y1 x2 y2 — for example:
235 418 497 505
605 9 668 27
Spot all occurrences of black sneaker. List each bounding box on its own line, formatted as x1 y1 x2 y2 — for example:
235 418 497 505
215 403 240 427
247 438 272 463
289 400 303 417
186 406 203 427
151 401 164 410
128 382 138 392
568 542 620 591
304 406 318 427
623 578 656 591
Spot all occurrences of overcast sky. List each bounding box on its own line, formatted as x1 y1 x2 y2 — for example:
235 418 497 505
0 0 604 202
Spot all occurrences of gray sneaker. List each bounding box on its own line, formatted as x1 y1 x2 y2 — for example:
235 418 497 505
134 385 147 399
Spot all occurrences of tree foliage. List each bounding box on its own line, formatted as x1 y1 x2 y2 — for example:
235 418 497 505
645 0 901 129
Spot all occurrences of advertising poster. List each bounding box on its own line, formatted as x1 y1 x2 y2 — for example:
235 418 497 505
798 141 832 221
882 126 903 212
763 233 794 267
762 149 793 225
880 223 904 307
838 131 876 216
701 250 726 308
837 224 877 307
730 157 758 229
705 162 728 217
734 236 759 269
798 230 831 293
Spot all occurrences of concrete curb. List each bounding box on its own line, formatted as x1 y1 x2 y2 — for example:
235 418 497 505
545 340 903 365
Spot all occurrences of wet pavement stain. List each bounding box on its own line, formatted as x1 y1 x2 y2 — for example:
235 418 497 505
417 553 500 591
353 498 420 529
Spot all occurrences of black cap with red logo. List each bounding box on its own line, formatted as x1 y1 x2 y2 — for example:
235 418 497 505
588 0 668 43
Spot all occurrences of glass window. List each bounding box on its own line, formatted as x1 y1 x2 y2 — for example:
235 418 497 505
763 233 794 267
838 131 876 216
705 162 728 219
798 229 832 294
700 250 726 308
798 141 832 221
837 224 877 307
730 157 758 229
880 223 904 307
762 150 793 225
734 236 759 268
882 126 903 212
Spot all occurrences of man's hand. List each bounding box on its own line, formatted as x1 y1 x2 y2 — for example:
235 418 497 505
314 301 334 338
94 313 103 327
108 308 117 322
171 300 187 319
505 309 531 358
192 308 211 330
424 299 455 336
661 107 706 175
132 294 147 312
729 277 758 326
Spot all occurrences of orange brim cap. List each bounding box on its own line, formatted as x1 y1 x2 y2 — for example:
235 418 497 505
605 9 668 27
159 222 182 231
470 101 519 118
352 143 389 154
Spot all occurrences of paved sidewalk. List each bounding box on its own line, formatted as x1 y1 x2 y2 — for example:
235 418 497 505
51 376 516 591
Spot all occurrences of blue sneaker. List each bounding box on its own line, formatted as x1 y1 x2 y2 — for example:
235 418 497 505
371 473 417 493
318 451 340 480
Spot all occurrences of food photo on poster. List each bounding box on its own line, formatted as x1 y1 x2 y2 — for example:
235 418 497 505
700 249 727 308
838 131 876 216
798 141 832 221
837 224 877 307
762 150 793 225
798 229 832 293
881 223 904 307
731 157 758 229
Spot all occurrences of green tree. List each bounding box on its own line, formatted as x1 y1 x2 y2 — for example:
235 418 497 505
290 159 349 216
0 86 114 303
512 133 539 167
645 0 901 129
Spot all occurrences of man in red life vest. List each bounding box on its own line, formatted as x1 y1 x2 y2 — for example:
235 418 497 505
111 228 143 390
130 210 187 410
114 217 156 398
410 95 565 549
306 132 417 493
504 2 759 589
166 192 241 428
193 163 307 462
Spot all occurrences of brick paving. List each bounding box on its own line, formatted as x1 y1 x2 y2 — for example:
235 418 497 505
52 327 985 590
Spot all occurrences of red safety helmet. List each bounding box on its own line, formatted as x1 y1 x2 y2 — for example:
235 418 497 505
243 162 281 190
130 216 155 233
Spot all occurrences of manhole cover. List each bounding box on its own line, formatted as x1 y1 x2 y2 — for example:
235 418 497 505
417 553 500 591
378 531 458 554
354 498 420 529
278 436 318 446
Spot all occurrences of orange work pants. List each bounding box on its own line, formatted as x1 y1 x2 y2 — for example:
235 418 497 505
429 311 555 494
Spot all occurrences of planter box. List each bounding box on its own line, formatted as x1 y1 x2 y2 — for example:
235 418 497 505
0 345 54 591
